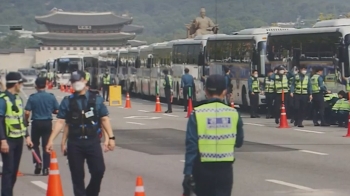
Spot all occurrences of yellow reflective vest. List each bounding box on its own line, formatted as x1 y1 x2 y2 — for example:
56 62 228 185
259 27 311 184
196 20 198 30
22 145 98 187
264 77 274 93
195 102 238 162
332 98 350 111
103 75 110 85
274 74 288 93
311 75 321 93
0 93 26 138
163 75 172 88
85 72 91 81
251 77 260 93
294 74 309 94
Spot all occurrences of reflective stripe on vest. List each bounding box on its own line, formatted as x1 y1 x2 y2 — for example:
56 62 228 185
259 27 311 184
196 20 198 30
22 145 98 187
274 75 288 93
0 94 26 138
103 75 110 84
251 77 260 93
163 75 172 88
311 75 320 93
332 98 350 111
195 102 238 162
264 77 274 93
295 74 309 94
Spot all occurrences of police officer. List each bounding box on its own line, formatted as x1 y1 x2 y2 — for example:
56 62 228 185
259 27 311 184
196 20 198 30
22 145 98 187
24 77 59 175
290 66 312 127
85 69 91 87
102 70 110 102
46 71 115 196
248 70 261 118
182 74 244 196
311 67 330 126
163 69 172 113
263 69 274 118
0 72 33 196
181 68 194 112
224 67 232 105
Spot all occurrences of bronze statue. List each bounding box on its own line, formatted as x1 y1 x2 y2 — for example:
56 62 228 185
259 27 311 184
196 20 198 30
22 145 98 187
185 8 218 38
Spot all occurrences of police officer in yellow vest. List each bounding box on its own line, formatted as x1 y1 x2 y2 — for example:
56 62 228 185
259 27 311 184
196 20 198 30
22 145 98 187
85 70 91 87
0 72 33 196
102 70 110 102
340 76 350 93
248 70 261 118
163 69 172 113
263 69 274 119
311 67 330 126
290 65 312 127
182 74 244 196
332 90 349 127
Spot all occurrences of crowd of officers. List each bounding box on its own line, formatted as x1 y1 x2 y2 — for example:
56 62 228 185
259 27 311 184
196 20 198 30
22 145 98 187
248 65 350 127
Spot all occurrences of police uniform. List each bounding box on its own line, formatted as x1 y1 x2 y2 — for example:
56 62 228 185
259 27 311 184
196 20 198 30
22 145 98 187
248 75 260 118
163 69 172 113
183 74 244 196
57 71 108 196
263 71 274 118
290 72 311 127
181 71 194 112
311 69 329 126
85 71 91 87
0 72 30 196
102 71 110 102
331 91 349 127
24 77 59 175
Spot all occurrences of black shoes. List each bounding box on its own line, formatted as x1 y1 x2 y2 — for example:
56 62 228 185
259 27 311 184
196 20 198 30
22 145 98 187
42 168 49 176
34 163 42 175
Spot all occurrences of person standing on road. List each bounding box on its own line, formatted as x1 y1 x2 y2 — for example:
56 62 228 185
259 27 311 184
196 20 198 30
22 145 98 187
248 70 261 118
311 67 330 126
46 70 115 196
182 74 244 196
102 70 111 102
24 77 59 175
181 68 195 112
163 69 172 113
85 69 91 88
0 72 33 196
223 67 232 105
290 65 312 127
263 69 274 118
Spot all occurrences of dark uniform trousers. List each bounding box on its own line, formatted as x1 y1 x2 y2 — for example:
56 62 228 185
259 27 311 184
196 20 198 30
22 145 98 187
67 136 105 196
31 120 52 168
265 93 274 117
249 92 259 116
287 93 294 119
183 86 193 110
312 93 325 124
274 93 288 120
102 85 109 101
1 138 23 196
164 88 172 111
293 94 309 125
193 162 233 196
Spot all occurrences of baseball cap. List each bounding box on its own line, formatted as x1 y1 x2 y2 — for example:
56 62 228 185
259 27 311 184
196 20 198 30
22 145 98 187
205 74 226 93
6 72 23 84
35 77 47 88
70 71 85 82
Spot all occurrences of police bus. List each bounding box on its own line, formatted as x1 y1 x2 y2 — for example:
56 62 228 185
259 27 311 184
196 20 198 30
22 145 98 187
267 19 350 93
53 54 85 88
138 45 153 97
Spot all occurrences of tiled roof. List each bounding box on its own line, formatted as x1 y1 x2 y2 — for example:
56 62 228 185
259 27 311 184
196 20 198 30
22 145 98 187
35 11 132 26
32 32 136 41
127 40 147 47
121 25 144 33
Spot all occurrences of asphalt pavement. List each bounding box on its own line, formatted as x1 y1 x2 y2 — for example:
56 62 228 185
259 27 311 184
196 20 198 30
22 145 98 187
2 87 350 196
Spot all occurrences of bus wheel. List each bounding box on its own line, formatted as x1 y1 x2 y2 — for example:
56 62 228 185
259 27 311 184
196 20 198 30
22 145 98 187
242 87 248 110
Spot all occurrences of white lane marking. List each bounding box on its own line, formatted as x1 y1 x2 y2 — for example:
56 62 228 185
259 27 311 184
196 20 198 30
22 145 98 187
294 129 324 134
126 121 145 125
244 123 265 126
31 181 48 190
118 106 124 109
299 150 328 156
180 160 185 162
265 179 314 191
124 116 161 119
138 110 149 112
163 114 179 117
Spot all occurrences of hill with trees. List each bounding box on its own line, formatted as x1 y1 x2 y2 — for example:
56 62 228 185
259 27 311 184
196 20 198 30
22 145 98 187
1 0 350 47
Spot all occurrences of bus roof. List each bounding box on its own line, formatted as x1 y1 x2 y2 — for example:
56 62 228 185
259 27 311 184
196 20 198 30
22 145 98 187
139 45 153 52
208 34 260 41
153 42 172 49
193 34 226 40
268 26 350 37
172 39 203 45
128 47 139 53
234 27 294 35
313 18 350 28
118 48 128 53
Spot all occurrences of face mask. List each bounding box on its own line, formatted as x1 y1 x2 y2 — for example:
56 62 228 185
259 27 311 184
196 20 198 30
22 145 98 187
279 70 285 74
301 70 307 75
253 74 258 77
72 81 85 91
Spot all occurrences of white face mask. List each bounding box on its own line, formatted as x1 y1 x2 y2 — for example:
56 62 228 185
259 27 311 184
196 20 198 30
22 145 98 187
253 74 258 77
279 70 285 74
301 70 307 75
72 81 85 91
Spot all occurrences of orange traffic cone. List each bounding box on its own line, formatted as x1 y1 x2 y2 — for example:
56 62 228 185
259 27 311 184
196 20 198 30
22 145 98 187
16 171 23 176
343 112 350 137
186 98 193 118
46 151 64 196
134 176 145 196
278 103 289 128
65 85 69 93
230 101 235 108
70 86 74 94
154 95 162 112
125 93 131 108
60 85 64 92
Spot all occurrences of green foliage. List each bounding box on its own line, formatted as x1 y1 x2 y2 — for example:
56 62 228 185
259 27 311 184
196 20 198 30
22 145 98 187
0 33 38 49
1 0 350 44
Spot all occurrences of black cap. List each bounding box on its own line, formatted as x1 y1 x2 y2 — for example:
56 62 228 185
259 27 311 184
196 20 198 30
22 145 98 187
70 71 85 82
6 72 23 84
205 74 226 93
35 77 47 88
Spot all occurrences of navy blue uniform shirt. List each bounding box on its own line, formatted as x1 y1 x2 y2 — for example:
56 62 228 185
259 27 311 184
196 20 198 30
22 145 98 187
181 74 194 88
57 91 109 120
25 90 59 120
183 98 244 175
316 75 327 92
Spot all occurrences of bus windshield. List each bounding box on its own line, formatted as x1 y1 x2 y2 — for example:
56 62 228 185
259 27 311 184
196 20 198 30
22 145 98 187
57 58 82 74
172 44 201 65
